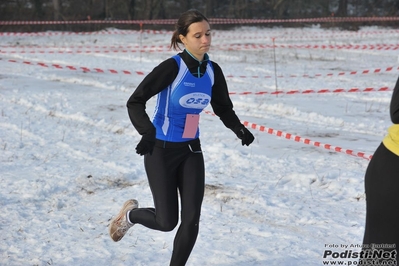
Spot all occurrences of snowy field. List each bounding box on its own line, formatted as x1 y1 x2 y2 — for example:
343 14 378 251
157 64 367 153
1 25 399 266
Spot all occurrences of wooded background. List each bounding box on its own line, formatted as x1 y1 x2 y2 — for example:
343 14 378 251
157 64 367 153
1 0 399 31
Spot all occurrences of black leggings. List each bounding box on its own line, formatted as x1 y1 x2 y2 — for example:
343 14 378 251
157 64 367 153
129 139 205 266
363 143 399 259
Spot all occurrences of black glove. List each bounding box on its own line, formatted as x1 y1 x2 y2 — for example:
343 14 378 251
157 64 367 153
233 125 255 146
136 130 156 156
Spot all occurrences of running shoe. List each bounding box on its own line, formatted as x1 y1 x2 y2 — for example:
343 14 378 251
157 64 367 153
109 199 138 242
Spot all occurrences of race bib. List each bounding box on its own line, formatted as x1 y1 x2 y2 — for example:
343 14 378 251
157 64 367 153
182 114 200 138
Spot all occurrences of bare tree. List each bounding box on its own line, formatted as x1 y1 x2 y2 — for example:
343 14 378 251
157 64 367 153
180 0 189 11
273 0 290 18
335 0 348 16
227 0 250 18
204 0 213 17
33 0 45 19
128 0 136 19
53 0 61 20
104 0 109 19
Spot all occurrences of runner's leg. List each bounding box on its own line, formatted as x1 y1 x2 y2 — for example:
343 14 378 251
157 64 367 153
129 146 179 231
170 151 205 266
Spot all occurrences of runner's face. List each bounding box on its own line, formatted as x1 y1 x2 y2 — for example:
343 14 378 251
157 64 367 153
180 20 211 61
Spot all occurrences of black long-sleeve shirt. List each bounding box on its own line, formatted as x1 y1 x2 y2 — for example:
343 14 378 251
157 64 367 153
382 76 399 156
126 49 242 137
390 76 399 124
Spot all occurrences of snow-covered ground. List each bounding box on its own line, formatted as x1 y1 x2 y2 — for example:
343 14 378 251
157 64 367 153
1 25 398 266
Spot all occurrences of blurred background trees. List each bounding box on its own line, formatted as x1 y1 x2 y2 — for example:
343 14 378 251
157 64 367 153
1 0 399 31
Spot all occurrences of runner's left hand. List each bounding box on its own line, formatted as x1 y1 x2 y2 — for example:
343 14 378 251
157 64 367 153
234 125 255 146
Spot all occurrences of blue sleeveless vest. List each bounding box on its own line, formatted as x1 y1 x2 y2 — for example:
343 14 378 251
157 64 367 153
152 55 214 142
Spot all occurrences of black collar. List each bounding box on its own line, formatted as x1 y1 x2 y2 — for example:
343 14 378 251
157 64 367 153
178 50 209 77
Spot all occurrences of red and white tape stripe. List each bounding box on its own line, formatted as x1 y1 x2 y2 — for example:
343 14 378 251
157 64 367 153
6 59 144 75
1 16 399 26
2 43 399 53
4 59 394 96
243 120 373 160
204 111 373 160
225 66 399 79
5 58 398 81
1 29 398 39
0 44 171 50
0 48 170 54
218 43 399 51
0 29 169 36
213 30 399 40
229 87 391 95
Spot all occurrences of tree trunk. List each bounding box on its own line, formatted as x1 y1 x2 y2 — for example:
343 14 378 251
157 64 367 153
129 0 136 19
53 0 60 20
144 0 153 19
158 0 165 19
104 0 109 19
336 0 348 16
33 0 44 19
204 0 213 17
273 0 289 19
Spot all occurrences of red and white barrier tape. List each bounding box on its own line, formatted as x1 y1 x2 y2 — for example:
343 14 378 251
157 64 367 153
213 29 399 40
0 29 169 36
0 19 176 26
225 66 399 79
229 87 391 95
4 59 394 95
218 43 399 51
1 16 399 26
2 43 399 53
204 111 373 160
243 120 373 160
1 29 399 39
6 59 144 75
5 58 398 81
0 48 171 54
0 44 170 50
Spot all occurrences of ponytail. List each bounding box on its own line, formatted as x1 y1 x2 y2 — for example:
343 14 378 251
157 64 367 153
170 30 183 51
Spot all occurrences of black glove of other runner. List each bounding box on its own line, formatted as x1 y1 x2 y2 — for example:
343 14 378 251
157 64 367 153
233 125 255 146
136 130 156 156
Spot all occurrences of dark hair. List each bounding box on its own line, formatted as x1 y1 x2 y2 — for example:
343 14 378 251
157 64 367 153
170 9 209 51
